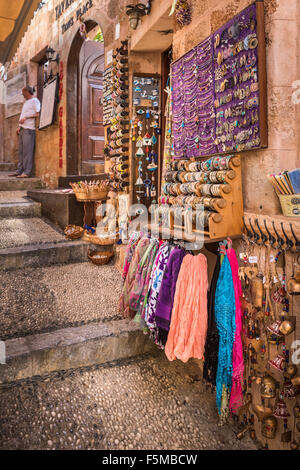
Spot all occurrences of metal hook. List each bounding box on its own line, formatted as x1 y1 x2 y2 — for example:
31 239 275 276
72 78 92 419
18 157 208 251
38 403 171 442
264 219 276 247
272 221 284 249
243 216 253 241
281 222 294 251
255 218 267 246
290 223 300 252
249 218 260 245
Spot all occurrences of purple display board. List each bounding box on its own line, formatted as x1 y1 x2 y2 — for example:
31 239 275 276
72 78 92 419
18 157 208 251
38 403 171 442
171 2 266 159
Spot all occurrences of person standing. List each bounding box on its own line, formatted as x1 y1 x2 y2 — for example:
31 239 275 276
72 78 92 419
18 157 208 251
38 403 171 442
9 86 41 178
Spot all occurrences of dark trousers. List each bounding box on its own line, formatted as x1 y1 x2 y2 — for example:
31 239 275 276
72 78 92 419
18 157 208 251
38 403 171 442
18 128 36 176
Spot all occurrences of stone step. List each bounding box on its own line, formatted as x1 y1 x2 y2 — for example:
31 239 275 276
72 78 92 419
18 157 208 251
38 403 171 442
0 320 157 384
0 172 43 191
0 200 41 218
27 189 84 229
0 217 66 250
0 163 16 171
0 240 90 270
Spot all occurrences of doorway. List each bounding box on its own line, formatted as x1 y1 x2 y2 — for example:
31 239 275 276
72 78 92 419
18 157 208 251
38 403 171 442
67 21 104 176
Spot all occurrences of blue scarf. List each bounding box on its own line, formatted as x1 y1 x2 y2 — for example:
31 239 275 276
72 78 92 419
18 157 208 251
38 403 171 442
214 254 236 414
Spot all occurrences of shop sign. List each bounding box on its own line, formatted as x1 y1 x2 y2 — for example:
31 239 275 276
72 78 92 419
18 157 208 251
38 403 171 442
58 62 64 169
55 0 93 34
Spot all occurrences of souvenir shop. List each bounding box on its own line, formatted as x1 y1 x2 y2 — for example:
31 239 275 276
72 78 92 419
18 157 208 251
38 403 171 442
60 0 300 450
97 1 300 451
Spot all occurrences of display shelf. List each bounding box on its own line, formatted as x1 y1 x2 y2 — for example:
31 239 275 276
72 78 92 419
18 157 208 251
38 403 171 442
160 154 244 240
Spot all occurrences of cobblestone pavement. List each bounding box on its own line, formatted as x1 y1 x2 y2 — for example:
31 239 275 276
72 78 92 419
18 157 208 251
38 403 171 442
0 353 257 450
0 262 122 340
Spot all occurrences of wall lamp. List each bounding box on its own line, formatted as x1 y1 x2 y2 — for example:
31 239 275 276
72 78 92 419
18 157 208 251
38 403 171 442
45 47 60 82
46 46 60 64
126 1 152 30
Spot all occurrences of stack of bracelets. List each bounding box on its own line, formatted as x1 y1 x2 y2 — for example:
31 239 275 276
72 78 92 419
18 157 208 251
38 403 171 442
160 154 236 227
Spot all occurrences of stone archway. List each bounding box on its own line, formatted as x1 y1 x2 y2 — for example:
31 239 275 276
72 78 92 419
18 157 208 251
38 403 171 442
66 20 104 176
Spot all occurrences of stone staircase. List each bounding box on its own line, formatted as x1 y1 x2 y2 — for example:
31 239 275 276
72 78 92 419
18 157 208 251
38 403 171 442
0 171 155 385
0 173 90 270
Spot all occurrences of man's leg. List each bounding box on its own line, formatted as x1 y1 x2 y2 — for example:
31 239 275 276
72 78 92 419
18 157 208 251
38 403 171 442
17 130 24 175
22 129 35 176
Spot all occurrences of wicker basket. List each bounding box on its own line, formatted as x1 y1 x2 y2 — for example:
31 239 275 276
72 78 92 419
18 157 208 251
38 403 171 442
88 250 114 265
74 189 109 202
64 225 84 240
82 230 117 245
278 194 300 217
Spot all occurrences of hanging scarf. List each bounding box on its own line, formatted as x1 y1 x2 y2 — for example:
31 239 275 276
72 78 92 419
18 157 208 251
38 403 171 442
227 248 244 414
144 243 171 329
119 237 150 318
215 254 236 422
155 247 186 345
122 232 142 281
129 240 158 316
165 253 208 363
203 256 221 386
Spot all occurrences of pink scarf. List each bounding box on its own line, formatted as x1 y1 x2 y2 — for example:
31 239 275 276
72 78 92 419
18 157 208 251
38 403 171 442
165 254 208 363
227 248 244 413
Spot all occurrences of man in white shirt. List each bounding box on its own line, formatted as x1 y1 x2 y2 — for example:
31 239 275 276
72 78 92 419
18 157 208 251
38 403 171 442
9 86 41 178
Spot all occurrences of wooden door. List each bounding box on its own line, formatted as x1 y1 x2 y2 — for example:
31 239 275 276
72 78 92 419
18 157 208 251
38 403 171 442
80 41 105 174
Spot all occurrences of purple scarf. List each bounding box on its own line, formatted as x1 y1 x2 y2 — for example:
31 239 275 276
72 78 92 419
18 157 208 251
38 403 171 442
155 247 186 335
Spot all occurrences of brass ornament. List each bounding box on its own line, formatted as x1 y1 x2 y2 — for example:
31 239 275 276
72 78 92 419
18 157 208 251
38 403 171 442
279 317 296 336
286 364 298 379
245 266 258 280
236 425 250 440
261 375 277 399
287 270 300 295
291 376 300 387
293 402 300 419
253 403 273 422
261 416 277 439
290 441 299 450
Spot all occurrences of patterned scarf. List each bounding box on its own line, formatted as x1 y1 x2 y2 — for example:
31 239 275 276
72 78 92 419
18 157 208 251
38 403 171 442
144 243 171 329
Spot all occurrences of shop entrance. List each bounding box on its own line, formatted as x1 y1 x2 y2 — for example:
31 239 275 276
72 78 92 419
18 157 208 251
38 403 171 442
67 21 104 176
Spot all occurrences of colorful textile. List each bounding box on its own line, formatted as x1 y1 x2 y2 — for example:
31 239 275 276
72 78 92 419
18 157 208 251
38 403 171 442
155 247 186 337
165 253 208 363
227 248 244 414
144 243 171 329
129 240 158 316
203 256 221 386
122 232 142 280
215 254 236 419
119 237 150 318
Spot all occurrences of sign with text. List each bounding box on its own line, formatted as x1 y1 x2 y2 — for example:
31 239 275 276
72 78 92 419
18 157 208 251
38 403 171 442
55 0 93 34
39 78 58 130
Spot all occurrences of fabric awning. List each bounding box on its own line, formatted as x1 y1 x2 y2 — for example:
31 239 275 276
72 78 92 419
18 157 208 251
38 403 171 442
0 0 41 64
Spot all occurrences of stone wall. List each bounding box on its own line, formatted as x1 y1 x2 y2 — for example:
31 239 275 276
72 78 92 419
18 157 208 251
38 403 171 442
4 0 130 187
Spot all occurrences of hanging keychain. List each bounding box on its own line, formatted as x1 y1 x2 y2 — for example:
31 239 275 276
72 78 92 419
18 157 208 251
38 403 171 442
150 173 157 203
144 172 151 199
